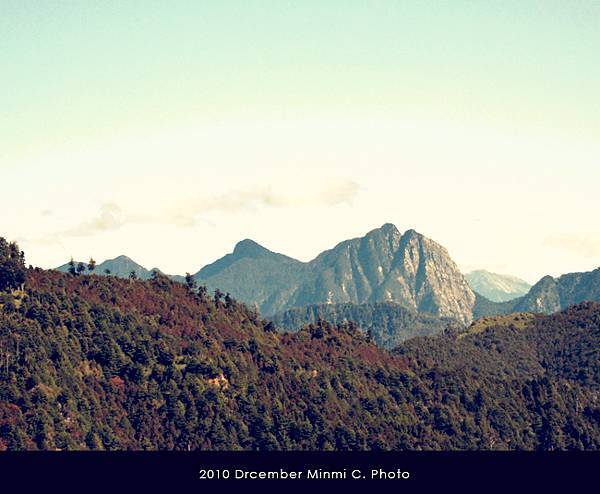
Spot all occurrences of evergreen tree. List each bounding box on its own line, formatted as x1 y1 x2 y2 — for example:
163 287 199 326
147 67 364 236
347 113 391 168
68 258 77 276
87 258 96 272
0 238 26 292
185 272 197 291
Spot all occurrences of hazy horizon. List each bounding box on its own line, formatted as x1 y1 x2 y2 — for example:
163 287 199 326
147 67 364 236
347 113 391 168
26 222 596 286
3 1 600 283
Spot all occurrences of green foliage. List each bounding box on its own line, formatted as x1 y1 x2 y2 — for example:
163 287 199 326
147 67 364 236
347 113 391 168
0 238 26 292
184 273 197 292
0 262 598 451
271 302 454 348
68 258 77 276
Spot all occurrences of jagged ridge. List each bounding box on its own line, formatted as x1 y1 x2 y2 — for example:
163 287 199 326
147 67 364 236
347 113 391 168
195 224 476 323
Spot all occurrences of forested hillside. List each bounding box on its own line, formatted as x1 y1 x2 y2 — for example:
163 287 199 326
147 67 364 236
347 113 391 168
271 302 455 349
0 240 598 450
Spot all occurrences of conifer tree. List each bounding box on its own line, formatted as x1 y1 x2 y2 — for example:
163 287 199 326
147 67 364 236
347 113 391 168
68 258 77 276
87 258 96 272
0 238 26 292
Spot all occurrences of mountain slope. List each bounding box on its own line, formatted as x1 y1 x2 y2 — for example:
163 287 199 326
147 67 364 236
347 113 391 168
57 255 154 280
0 261 598 450
510 268 600 313
466 270 531 302
195 224 476 323
292 223 403 307
473 292 520 319
476 268 600 317
271 301 455 349
56 256 184 283
195 239 305 315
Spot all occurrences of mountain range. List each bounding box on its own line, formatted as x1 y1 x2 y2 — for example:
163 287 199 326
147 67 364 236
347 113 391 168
465 270 531 302
194 224 476 323
475 268 600 316
54 224 600 330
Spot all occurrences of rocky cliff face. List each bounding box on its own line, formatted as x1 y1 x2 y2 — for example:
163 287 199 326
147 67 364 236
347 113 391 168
195 224 476 323
512 269 600 314
290 223 403 309
371 229 476 323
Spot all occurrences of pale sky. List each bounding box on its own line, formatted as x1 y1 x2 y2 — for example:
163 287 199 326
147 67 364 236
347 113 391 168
2 1 599 283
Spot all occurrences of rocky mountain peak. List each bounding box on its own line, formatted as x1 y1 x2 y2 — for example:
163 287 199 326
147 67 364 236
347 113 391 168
196 224 477 323
364 223 401 244
377 222 401 235
113 255 135 262
233 239 271 258
371 228 476 324
508 269 600 315
402 228 420 238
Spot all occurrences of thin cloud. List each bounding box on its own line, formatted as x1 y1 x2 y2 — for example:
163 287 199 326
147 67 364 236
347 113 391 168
175 180 359 218
31 179 359 242
543 233 600 258
61 203 126 237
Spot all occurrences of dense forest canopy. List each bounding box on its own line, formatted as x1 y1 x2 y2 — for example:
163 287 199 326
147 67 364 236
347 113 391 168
0 239 26 292
0 239 598 450
271 302 455 348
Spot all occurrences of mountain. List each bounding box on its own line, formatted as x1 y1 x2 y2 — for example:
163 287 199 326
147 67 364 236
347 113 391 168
473 292 519 319
512 268 600 313
1 255 598 450
195 224 476 324
465 270 531 302
475 268 600 317
270 301 456 349
56 256 184 283
54 228 600 325
57 255 153 279
195 239 305 315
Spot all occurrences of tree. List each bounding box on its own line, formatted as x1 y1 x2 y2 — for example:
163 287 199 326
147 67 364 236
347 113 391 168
0 238 26 292
197 285 208 301
150 270 170 291
104 269 111 275
0 294 16 314
263 321 276 333
68 258 77 276
185 273 197 292
129 271 138 281
76 262 86 275
87 258 96 272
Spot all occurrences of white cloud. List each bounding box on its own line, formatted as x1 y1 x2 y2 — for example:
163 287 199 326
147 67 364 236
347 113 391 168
544 233 600 259
29 179 359 243
61 203 125 237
